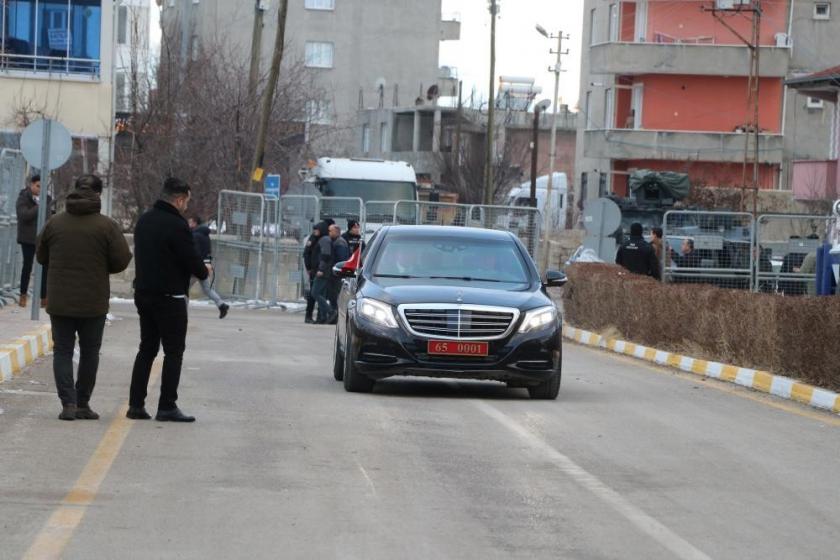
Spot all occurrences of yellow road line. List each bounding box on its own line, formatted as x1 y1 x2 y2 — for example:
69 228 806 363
23 361 162 560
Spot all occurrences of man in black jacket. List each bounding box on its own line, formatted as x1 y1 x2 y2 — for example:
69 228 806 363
341 220 363 255
16 174 51 308
302 224 322 324
128 178 209 423
188 216 229 319
616 222 661 280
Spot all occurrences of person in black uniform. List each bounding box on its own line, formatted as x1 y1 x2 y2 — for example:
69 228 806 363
341 220 363 255
615 222 661 280
128 178 210 423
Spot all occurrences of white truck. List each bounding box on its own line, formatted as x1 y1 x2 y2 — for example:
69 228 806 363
303 157 418 236
504 172 568 232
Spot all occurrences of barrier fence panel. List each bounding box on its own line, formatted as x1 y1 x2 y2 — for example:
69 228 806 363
0 150 26 303
277 195 319 302
215 190 267 301
393 200 469 227
662 211 754 290
754 214 827 296
319 197 364 230
363 200 399 236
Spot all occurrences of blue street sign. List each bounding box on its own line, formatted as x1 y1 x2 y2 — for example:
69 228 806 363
265 174 281 198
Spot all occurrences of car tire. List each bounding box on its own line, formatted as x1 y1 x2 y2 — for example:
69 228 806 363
332 326 344 381
343 322 375 393
527 350 562 400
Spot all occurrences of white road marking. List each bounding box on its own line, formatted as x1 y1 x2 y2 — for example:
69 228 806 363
472 400 712 560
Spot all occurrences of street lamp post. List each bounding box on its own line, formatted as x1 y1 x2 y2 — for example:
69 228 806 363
536 25 569 273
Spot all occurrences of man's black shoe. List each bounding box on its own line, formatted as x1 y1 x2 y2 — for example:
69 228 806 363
155 407 196 422
305 316 314 324
126 407 151 420
219 303 230 319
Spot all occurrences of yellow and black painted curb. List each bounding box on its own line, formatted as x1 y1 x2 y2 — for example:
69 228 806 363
563 324 840 416
0 324 52 382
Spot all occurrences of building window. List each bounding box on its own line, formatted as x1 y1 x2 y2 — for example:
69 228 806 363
361 124 371 153
305 99 332 124
814 2 831 19
589 8 597 45
117 5 127 45
0 0 102 76
115 70 128 112
604 88 614 129
584 90 592 129
305 0 335 10
305 41 334 68
380 122 388 152
608 3 619 42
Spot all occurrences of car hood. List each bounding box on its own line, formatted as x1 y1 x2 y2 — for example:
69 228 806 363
362 282 550 311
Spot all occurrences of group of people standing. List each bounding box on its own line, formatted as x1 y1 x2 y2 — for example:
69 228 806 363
616 222 702 280
31 174 222 422
303 219 362 324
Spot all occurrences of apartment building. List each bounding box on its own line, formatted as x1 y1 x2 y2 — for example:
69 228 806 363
114 0 150 115
576 0 840 201
160 0 460 147
1 0 115 205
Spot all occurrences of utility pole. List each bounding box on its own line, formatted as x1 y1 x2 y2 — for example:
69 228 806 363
248 0 266 99
454 80 463 188
710 1 762 215
250 0 289 193
483 0 499 206
537 25 569 273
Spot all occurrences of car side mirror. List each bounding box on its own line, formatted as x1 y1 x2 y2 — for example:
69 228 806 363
332 261 357 278
545 270 567 287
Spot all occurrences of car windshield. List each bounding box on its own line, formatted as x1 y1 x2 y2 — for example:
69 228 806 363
372 235 531 284
321 179 416 202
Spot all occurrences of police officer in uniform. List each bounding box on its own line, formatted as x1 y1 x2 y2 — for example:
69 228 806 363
616 222 661 280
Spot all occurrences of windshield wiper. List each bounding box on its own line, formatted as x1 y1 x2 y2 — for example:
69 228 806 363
427 276 508 283
374 273 420 279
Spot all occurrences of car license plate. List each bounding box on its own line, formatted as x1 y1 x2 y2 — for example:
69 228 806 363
427 340 489 357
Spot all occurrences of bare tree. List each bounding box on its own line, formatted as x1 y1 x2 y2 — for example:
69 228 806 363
112 23 335 227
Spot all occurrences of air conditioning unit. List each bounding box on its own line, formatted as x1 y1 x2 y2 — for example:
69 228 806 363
775 33 792 47
807 97 825 110
715 0 750 9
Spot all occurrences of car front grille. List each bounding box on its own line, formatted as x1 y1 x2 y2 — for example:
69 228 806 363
399 305 519 340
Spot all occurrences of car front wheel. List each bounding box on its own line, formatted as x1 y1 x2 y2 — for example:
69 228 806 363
343 322 375 393
332 327 344 381
527 350 561 400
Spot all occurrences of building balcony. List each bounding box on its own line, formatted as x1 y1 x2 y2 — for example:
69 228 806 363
589 42 790 78
584 128 784 165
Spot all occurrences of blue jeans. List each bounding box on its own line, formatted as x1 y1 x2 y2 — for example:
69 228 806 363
312 276 332 323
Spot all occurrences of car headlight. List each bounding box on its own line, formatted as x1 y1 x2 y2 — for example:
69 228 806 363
518 305 558 333
358 298 398 328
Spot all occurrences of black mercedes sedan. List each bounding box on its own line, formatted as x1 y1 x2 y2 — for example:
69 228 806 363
330 225 566 399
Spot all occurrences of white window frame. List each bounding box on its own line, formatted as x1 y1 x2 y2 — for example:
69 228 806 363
635 0 649 42
305 0 335 10
589 8 597 45
584 90 592 129
362 124 371 153
631 83 644 129
604 88 614 130
306 99 332 125
380 122 389 152
608 3 619 42
305 41 334 68
814 2 831 19
117 5 128 45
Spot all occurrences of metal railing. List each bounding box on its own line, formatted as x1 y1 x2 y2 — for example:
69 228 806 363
0 149 26 306
754 214 827 296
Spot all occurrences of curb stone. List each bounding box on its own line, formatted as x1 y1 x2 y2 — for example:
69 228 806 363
562 324 840 416
0 324 52 382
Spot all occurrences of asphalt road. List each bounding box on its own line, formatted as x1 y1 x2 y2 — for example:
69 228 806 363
1 303 839 560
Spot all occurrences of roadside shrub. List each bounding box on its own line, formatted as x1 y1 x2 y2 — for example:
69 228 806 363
562 264 840 391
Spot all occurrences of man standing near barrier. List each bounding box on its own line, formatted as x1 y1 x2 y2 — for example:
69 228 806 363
342 220 363 255
314 223 340 324
616 222 660 280
16 174 51 308
303 224 322 324
128 178 209 423
35 175 132 420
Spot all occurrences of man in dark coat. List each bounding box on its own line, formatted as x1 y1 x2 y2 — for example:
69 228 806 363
616 222 661 280
128 178 209 423
302 224 322 324
36 175 132 420
188 216 229 319
341 220 363 255
16 174 51 308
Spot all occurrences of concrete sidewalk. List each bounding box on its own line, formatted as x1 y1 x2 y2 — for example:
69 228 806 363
0 304 51 382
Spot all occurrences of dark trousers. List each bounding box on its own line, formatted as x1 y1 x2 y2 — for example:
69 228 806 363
19 243 47 298
50 315 106 406
129 295 188 411
305 274 316 319
312 276 331 323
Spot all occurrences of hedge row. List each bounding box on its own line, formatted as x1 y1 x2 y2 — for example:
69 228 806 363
562 264 840 391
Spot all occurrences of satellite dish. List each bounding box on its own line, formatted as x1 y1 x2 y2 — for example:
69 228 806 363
426 84 440 101
583 197 621 236
534 99 552 113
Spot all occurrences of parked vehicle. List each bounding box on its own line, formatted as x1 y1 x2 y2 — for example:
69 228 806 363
503 172 568 232
330 225 567 399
